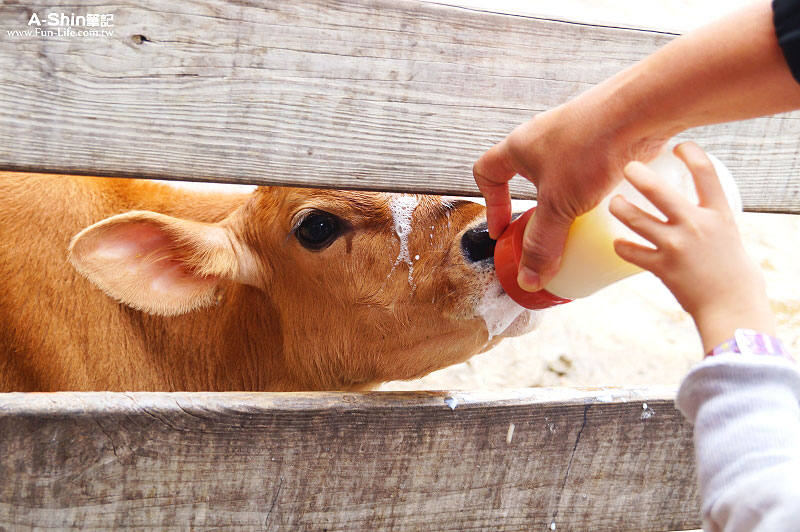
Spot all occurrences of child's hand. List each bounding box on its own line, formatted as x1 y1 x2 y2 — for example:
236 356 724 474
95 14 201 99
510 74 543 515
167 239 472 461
608 142 775 353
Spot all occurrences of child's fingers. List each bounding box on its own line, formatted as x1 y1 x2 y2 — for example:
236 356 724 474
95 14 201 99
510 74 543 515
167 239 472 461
673 142 728 211
613 239 660 272
623 161 690 222
608 195 665 246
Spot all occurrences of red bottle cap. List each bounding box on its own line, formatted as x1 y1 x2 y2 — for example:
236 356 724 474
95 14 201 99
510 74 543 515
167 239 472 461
494 207 573 310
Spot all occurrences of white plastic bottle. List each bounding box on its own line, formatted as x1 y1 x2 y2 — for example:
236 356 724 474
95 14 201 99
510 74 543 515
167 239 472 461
494 149 742 309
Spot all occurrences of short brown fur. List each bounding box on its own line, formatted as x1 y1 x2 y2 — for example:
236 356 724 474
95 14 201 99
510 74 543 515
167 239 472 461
0 173 513 392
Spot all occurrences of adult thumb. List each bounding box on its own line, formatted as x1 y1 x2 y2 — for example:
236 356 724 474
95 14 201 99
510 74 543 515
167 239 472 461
517 202 573 292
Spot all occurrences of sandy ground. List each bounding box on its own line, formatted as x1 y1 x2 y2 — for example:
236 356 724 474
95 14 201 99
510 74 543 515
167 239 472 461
381 0 800 391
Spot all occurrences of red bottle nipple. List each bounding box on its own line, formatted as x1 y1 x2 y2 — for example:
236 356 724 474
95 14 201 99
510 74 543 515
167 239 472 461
494 207 573 310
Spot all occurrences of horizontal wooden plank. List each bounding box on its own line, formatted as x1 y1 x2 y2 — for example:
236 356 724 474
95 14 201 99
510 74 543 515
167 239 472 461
0 388 699 531
0 0 798 213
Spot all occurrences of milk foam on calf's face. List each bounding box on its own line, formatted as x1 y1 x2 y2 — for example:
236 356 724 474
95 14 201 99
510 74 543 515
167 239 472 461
449 195 541 340
474 266 540 341
388 194 420 286
389 193 538 342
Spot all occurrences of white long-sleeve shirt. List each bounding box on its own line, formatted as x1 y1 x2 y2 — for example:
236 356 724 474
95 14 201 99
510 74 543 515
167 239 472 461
676 353 800 532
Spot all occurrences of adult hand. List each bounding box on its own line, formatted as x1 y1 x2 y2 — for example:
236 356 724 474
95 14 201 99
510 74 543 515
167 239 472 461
473 0 800 293
473 103 664 292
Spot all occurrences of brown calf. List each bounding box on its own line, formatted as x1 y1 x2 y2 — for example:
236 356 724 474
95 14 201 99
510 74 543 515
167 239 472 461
0 173 538 391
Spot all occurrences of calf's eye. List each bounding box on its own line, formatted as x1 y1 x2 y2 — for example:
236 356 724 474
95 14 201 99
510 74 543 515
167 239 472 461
296 211 340 250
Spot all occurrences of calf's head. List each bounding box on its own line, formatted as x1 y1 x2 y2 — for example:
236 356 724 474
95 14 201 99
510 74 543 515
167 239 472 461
69 186 539 390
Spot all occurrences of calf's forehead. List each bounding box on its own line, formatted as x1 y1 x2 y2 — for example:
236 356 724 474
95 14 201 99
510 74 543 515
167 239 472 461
264 188 449 228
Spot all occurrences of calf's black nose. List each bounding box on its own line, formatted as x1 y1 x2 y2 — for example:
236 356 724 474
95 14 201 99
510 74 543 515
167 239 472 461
461 213 526 263
461 222 496 263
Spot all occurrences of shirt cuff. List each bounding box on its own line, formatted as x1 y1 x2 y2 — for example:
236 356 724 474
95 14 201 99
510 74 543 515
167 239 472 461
676 352 800 423
773 0 800 84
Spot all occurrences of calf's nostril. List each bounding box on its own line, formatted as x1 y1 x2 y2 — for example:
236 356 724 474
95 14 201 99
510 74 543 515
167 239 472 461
461 212 526 264
461 224 496 263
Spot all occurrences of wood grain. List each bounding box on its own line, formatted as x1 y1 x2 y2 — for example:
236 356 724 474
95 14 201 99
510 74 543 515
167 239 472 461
0 0 798 212
0 389 699 531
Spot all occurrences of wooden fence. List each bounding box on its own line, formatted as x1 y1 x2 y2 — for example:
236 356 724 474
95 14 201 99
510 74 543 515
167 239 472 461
0 389 698 531
1 0 798 211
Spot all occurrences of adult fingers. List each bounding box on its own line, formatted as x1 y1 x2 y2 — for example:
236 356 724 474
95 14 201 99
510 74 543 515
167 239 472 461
623 161 690 222
517 201 573 291
473 140 516 239
608 194 665 247
673 142 729 211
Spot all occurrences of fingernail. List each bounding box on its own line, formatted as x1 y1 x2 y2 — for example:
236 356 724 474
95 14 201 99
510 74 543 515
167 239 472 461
488 222 506 241
517 266 541 292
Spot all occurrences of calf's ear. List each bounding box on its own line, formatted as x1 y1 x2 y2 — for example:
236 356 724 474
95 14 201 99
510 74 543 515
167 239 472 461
69 211 260 316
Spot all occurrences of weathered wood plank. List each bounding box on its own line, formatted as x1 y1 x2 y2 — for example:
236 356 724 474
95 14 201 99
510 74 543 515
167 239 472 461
0 0 798 213
0 388 699 531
